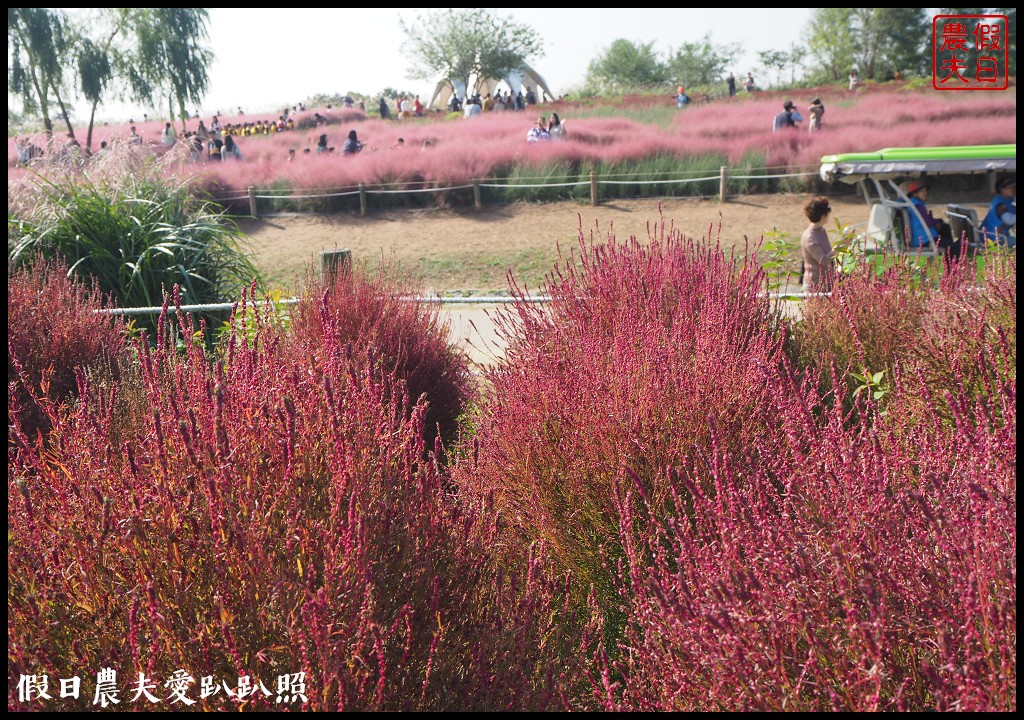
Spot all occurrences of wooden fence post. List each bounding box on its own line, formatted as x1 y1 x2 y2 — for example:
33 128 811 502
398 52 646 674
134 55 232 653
590 170 598 206
473 178 482 209
248 186 258 218
719 166 728 202
358 183 367 216
320 249 352 284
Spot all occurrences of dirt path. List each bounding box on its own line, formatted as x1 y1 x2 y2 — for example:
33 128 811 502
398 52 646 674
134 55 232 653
236 191 992 368
236 193 885 295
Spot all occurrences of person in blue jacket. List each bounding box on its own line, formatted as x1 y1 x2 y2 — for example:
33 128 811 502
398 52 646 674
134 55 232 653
902 181 962 257
980 176 1016 248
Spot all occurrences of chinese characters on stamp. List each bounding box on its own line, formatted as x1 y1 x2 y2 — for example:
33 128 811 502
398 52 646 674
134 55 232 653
933 14 1009 90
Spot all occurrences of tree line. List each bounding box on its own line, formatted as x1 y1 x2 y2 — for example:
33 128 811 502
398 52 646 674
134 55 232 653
583 8 1016 93
10 8 1017 152
9 8 211 149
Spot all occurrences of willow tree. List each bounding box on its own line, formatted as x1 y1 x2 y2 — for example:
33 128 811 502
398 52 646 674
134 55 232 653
130 8 213 130
70 9 138 151
400 9 543 100
8 8 73 137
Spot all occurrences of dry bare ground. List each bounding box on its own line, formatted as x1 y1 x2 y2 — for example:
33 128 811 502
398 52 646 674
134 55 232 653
237 193 882 294
237 191 991 366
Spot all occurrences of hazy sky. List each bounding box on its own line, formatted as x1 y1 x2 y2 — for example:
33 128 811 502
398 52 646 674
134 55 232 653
74 8 818 121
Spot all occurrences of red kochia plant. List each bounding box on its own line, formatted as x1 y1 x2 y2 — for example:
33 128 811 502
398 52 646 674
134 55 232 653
7 256 126 443
916 248 1016 403
452 211 788 632
789 256 929 404
285 263 474 454
8 288 599 711
605 333 1016 711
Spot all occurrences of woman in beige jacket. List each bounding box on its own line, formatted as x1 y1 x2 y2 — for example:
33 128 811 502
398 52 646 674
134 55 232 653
801 196 835 291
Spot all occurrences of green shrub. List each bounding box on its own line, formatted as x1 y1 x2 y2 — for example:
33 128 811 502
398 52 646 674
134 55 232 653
9 168 260 334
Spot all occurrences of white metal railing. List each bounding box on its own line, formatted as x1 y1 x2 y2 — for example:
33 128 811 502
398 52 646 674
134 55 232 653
96 291 827 316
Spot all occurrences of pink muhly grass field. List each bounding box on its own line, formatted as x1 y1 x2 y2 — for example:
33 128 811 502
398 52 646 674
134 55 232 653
10 89 1015 196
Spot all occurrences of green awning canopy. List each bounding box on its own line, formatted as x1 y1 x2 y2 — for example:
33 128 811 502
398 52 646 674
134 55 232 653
820 144 1016 184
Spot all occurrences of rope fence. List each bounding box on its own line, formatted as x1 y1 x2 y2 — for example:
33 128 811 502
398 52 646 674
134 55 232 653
234 165 821 218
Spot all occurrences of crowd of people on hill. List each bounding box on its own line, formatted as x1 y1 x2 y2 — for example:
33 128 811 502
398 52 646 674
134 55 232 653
435 87 544 119
13 75 1013 266
15 60 919 172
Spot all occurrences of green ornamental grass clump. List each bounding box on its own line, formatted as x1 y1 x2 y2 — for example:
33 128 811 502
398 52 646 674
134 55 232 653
8 148 260 328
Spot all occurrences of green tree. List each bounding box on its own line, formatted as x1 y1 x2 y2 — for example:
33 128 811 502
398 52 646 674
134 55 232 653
805 7 931 81
940 8 1017 77
71 9 138 151
665 33 738 89
853 8 930 79
1000 7 1016 75
787 43 809 85
586 39 666 92
8 8 74 137
757 49 790 88
130 8 212 131
400 9 543 101
806 8 859 82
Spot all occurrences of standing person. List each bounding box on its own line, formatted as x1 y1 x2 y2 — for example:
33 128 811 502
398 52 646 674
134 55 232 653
744 72 755 92
379 96 390 120
341 129 364 155
16 136 40 164
902 181 961 256
316 133 329 154
676 86 691 108
801 196 836 291
807 98 825 133
727 72 737 97
980 176 1016 248
848 68 860 91
772 100 803 132
413 95 424 116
